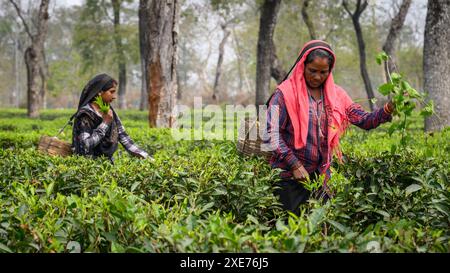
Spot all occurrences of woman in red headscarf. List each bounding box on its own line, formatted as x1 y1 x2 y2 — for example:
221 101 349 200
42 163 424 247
266 40 394 215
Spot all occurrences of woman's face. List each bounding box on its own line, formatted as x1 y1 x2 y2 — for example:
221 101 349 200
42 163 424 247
304 57 330 89
100 84 117 104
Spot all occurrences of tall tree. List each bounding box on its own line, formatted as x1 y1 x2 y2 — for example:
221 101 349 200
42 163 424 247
112 0 127 109
0 3 25 108
212 22 231 102
270 43 286 83
12 32 23 108
382 0 412 83
255 0 282 111
141 0 180 127
343 0 375 111
301 0 317 40
232 25 253 94
9 0 50 118
139 0 149 111
423 0 450 132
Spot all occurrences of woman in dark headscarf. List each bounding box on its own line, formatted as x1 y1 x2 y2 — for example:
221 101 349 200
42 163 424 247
72 73 150 163
266 40 395 215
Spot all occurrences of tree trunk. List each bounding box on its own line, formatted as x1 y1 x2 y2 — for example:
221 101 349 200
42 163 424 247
142 0 180 128
382 0 412 83
176 71 182 100
354 17 375 111
301 0 317 40
112 0 127 109
139 58 148 110
24 47 41 118
271 42 287 84
39 50 48 109
10 0 50 117
231 27 243 93
256 0 282 111
11 35 19 107
424 0 450 132
343 0 375 111
212 23 231 103
139 0 149 111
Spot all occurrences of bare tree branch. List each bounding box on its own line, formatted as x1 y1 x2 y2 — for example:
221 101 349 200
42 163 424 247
343 0 368 19
8 0 33 40
301 0 317 40
324 25 337 41
104 1 115 24
382 0 412 82
359 0 368 16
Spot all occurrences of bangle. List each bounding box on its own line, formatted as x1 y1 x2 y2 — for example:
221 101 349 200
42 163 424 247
291 161 303 171
384 103 393 114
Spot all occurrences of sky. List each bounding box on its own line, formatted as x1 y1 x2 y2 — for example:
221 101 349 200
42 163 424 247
56 0 83 7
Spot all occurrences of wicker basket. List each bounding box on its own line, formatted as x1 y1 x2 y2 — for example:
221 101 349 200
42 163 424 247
38 135 73 157
237 117 272 160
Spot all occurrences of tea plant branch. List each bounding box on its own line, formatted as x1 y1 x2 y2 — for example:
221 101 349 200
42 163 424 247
94 96 110 114
376 51 435 150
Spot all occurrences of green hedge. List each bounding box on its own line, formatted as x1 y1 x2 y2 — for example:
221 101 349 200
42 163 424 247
0 109 448 253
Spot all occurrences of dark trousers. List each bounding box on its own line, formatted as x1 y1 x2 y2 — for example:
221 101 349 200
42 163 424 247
274 171 330 216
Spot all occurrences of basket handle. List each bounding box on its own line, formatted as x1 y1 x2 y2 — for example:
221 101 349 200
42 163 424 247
55 119 73 138
242 118 258 153
245 118 258 139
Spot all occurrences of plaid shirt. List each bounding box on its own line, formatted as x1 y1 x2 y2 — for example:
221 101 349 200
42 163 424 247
267 89 392 178
78 104 149 159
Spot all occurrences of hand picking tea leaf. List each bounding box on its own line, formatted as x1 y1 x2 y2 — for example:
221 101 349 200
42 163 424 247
94 95 110 114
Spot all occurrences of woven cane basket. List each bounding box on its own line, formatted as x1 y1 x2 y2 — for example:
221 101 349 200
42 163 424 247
38 135 73 157
237 117 272 160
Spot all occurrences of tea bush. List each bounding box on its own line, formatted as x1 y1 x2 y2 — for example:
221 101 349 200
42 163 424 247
0 108 448 253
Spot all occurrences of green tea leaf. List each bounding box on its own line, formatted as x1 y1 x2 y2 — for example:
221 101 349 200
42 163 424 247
420 101 434 117
366 241 382 253
246 214 259 225
46 182 55 197
401 81 421 98
378 83 394 96
391 73 402 82
66 241 81 253
405 184 422 196
131 181 141 192
376 210 390 218
327 219 347 233
434 204 449 216
376 51 389 65
388 123 398 136
94 96 110 114
0 242 12 253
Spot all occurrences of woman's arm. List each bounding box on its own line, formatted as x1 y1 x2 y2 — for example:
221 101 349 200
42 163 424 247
116 115 149 159
267 91 302 170
75 114 110 155
346 102 393 130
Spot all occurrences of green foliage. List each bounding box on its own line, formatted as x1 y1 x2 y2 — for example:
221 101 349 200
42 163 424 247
376 52 435 150
0 109 448 253
94 96 110 114
73 0 138 76
375 51 389 65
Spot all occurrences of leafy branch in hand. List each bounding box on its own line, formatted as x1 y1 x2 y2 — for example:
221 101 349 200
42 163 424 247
376 51 434 151
94 95 110 114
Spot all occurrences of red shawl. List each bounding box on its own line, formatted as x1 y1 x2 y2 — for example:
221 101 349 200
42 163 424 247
277 40 354 172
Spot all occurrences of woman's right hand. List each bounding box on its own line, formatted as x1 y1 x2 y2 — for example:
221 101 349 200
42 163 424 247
293 165 309 182
102 109 113 124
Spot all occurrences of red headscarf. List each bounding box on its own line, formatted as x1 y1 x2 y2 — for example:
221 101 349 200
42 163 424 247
277 40 354 171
